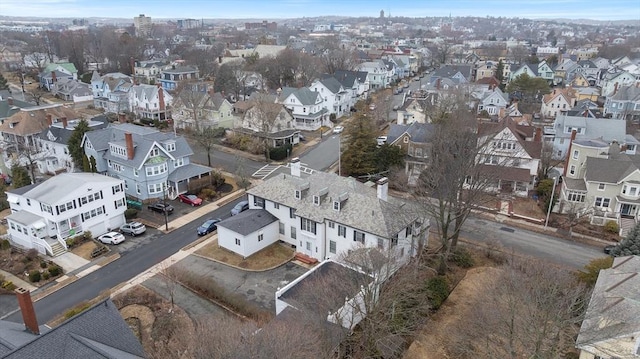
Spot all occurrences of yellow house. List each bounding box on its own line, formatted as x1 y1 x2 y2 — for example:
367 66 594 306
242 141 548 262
575 87 600 102
571 73 590 88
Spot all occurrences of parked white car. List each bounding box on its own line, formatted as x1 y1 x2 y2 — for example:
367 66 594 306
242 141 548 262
98 231 126 245
333 126 344 134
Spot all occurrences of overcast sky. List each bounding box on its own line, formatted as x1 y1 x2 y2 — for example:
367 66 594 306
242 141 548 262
1 0 639 20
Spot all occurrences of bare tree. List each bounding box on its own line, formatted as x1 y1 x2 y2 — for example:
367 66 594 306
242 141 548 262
191 126 224 167
538 140 560 179
509 45 531 64
448 259 590 359
173 82 209 132
411 90 496 273
244 93 286 161
316 36 358 74
370 89 394 128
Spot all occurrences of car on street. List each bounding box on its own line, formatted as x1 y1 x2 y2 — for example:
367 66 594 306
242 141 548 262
604 244 617 255
119 222 147 236
369 104 376 110
148 201 174 214
403 82 410 88
377 136 387 146
178 193 203 206
98 231 126 245
231 200 249 216
333 126 344 134
298 134 306 142
197 218 222 235
393 105 399 111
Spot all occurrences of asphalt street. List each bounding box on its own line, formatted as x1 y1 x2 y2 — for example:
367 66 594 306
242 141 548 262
460 216 603 269
3 199 243 325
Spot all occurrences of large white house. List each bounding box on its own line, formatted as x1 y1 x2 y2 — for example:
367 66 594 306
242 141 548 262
5 173 127 256
277 87 329 131
217 159 429 263
309 77 351 119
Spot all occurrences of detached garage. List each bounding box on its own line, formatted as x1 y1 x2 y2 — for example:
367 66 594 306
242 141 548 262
217 209 280 258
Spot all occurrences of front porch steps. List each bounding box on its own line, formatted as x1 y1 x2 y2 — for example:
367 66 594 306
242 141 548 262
619 217 636 238
50 240 67 257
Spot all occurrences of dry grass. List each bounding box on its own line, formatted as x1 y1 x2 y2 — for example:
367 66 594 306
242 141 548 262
70 241 98 260
222 174 238 191
195 241 293 270
512 197 546 219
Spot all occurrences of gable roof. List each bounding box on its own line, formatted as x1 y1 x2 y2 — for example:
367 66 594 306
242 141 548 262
83 123 194 169
478 118 542 159
248 171 417 238
553 115 627 142
334 70 368 84
576 256 640 356
0 105 81 136
543 87 577 105
432 65 472 80
584 155 640 184
317 77 345 94
42 62 77 75
278 87 320 106
0 299 145 359
0 99 34 120
609 85 640 102
387 122 435 145
38 115 108 146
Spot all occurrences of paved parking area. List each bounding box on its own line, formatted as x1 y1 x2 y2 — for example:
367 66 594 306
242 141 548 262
173 254 308 312
104 227 163 254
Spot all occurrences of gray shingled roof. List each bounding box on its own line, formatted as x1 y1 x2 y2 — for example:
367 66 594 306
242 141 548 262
167 163 212 182
7 173 121 205
553 115 627 143
217 209 278 235
0 99 33 120
247 171 417 238
279 87 320 106
85 124 194 170
334 70 368 84
609 85 640 102
1 299 145 358
38 116 108 145
387 122 434 145
0 320 50 356
584 155 640 184
318 77 345 94
576 256 640 355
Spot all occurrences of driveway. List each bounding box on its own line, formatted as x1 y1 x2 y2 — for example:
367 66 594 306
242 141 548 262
173 255 308 312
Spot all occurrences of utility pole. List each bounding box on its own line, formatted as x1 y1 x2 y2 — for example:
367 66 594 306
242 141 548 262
163 182 169 231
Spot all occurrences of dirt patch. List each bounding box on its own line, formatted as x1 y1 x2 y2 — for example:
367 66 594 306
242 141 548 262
70 241 98 260
113 285 194 357
195 241 294 270
512 197 546 219
404 267 503 359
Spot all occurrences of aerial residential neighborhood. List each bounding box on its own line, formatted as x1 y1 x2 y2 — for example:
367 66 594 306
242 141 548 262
0 1 639 358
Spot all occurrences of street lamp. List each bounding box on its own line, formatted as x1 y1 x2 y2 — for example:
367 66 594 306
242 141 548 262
163 182 169 231
544 176 558 229
338 134 341 177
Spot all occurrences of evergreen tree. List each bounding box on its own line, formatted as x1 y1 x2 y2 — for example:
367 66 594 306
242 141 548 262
67 119 90 170
373 144 405 173
10 163 31 188
89 156 97 173
0 73 8 91
495 59 505 88
82 155 91 172
611 223 640 256
506 74 550 103
340 114 377 177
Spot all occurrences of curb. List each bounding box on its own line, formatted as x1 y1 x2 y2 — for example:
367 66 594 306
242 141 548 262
191 251 296 273
31 253 121 302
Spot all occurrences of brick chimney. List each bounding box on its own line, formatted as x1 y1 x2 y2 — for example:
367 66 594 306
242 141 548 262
46 114 52 126
61 116 68 129
377 177 389 201
436 78 441 90
156 83 165 111
534 127 542 142
51 71 57 83
118 112 126 123
15 288 39 335
130 57 136 77
125 132 135 160
563 129 577 177
7 97 13 106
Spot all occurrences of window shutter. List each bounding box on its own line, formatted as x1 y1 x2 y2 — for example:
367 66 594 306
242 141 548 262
114 201 117 209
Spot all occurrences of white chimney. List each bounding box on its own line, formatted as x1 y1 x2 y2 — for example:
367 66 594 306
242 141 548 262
377 177 388 201
290 157 301 177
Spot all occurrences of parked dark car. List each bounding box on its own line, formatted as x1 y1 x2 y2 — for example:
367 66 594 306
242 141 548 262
604 244 617 255
148 201 174 214
231 200 249 216
197 218 222 236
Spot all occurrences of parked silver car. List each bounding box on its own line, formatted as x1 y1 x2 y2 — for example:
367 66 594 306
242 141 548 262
120 222 147 236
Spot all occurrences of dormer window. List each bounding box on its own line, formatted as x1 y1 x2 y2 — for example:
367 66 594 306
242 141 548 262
295 190 301 199
313 195 320 205
165 142 176 152
151 148 159 157
333 201 340 211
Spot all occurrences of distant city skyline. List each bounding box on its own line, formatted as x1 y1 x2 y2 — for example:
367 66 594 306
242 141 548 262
1 0 639 21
